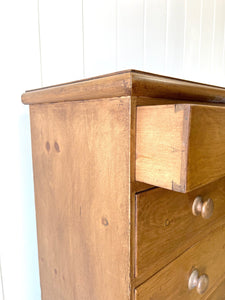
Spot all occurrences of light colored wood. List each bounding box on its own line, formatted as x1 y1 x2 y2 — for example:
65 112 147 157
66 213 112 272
30 97 131 300
136 104 225 192
187 104 225 191
135 177 225 284
136 104 190 192
131 71 225 102
130 95 138 300
23 71 225 300
206 276 225 299
22 72 132 105
135 225 225 300
22 70 225 105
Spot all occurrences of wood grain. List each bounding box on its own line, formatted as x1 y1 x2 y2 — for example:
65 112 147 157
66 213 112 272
187 104 225 191
132 181 154 193
23 70 225 300
206 276 225 299
30 98 131 300
22 70 225 105
136 104 190 192
135 224 225 300
135 177 225 284
131 71 225 103
22 71 132 104
136 104 225 192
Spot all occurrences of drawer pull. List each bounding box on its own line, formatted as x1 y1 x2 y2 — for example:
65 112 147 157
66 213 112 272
192 196 214 219
188 269 209 294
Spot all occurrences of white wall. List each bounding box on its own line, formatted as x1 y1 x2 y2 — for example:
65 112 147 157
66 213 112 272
0 0 41 299
1 0 225 299
39 0 225 86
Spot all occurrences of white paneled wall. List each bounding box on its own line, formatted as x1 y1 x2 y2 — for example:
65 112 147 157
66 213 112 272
0 264 3 300
212 0 225 85
183 0 202 80
117 0 144 70
1 1 225 300
0 0 41 299
37 0 225 87
144 0 167 74
83 0 118 77
165 0 186 77
199 0 215 83
39 0 84 85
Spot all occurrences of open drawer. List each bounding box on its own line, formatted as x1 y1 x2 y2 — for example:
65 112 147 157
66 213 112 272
136 104 225 192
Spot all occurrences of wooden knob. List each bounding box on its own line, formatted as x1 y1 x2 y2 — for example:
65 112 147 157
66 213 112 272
188 269 209 294
192 196 214 219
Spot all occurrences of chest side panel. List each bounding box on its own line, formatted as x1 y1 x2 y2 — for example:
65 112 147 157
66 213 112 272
30 97 131 300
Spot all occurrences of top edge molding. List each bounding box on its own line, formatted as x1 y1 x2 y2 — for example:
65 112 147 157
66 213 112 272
22 69 225 105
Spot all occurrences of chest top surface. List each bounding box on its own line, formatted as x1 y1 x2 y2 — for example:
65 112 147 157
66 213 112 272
22 69 225 105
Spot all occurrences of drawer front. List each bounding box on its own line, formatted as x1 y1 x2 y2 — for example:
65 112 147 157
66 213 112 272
135 177 225 280
136 104 225 192
206 277 225 300
135 225 225 300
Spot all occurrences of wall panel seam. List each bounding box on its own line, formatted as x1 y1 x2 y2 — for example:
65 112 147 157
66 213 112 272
82 0 85 77
0 260 5 300
211 0 216 73
182 0 187 75
198 0 203 71
143 0 146 68
37 0 43 87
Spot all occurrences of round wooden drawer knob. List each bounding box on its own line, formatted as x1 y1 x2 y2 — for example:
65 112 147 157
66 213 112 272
188 269 209 294
192 196 214 219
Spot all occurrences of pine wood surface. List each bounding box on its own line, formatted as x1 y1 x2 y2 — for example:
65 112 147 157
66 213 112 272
22 69 225 105
30 98 131 300
135 224 225 300
136 104 190 192
132 181 154 193
131 71 225 102
206 276 225 299
23 70 225 300
135 177 225 285
136 104 225 192
187 104 225 191
22 72 131 104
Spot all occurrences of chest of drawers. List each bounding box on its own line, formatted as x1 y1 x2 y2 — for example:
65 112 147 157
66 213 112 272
22 70 225 299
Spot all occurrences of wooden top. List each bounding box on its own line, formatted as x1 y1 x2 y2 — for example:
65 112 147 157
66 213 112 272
22 69 225 104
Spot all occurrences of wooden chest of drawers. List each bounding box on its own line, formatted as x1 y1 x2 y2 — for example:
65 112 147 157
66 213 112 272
22 70 225 299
